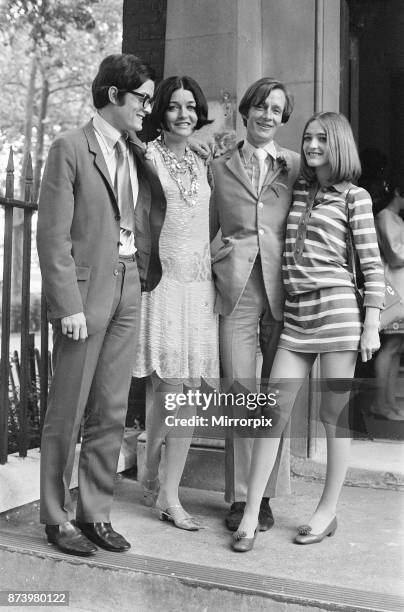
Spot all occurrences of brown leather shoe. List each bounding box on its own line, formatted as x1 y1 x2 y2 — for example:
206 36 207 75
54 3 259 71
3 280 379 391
76 522 131 552
45 521 97 556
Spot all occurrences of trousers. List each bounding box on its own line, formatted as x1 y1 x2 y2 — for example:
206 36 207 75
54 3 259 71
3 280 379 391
219 259 291 502
40 258 141 524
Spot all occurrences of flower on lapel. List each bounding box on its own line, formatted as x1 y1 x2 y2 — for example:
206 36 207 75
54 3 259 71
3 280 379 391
276 154 290 174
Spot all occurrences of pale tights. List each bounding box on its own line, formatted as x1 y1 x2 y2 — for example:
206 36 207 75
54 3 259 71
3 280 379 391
238 349 357 537
142 374 196 510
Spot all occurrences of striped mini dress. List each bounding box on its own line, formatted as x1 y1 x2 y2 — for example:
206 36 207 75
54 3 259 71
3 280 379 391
278 180 385 353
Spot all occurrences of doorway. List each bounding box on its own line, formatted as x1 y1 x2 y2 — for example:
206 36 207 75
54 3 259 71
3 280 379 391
341 0 404 439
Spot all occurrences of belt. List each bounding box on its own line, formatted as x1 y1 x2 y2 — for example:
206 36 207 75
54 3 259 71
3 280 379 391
119 253 137 261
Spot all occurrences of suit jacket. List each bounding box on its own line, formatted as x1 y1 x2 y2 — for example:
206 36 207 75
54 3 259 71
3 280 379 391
210 141 300 320
37 120 166 335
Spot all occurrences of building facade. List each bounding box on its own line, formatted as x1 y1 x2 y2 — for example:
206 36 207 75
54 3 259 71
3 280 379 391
123 0 404 457
123 0 403 177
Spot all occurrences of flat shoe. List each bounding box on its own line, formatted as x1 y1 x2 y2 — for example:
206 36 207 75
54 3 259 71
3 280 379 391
231 525 258 552
294 517 337 545
155 505 200 531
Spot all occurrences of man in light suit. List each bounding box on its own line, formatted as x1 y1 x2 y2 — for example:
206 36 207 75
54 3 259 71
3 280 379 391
37 54 166 556
210 78 300 531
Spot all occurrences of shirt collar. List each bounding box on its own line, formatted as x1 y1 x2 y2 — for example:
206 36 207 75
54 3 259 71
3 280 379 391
241 139 278 164
92 112 123 152
331 180 352 193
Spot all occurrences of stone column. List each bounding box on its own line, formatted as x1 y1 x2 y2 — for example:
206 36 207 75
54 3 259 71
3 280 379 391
164 0 263 147
164 0 340 151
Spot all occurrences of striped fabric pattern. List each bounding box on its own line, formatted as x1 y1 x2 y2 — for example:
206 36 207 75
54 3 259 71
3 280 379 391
278 180 385 353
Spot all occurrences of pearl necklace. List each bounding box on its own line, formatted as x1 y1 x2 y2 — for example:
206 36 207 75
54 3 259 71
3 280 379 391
155 136 199 207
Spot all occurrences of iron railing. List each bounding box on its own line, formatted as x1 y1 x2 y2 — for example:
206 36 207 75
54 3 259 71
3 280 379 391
0 148 49 463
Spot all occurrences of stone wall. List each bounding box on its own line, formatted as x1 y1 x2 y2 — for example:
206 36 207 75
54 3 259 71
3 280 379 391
123 0 167 81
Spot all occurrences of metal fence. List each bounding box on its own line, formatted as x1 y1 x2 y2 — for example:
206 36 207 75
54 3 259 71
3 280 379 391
0 148 49 464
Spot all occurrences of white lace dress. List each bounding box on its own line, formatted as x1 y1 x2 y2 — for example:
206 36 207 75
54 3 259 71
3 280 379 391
133 142 219 387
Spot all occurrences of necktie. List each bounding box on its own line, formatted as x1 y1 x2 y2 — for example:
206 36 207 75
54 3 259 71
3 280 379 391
115 138 135 232
254 148 268 194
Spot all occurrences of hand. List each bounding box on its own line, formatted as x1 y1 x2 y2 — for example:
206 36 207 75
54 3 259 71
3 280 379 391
61 312 88 342
188 136 214 160
360 324 380 362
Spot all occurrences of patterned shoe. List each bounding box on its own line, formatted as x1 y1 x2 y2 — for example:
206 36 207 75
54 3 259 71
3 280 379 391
231 526 258 552
154 505 200 531
294 517 338 545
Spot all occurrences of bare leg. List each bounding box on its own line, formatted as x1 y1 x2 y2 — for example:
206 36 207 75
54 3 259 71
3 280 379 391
303 351 357 534
157 397 196 510
236 349 315 537
142 375 175 485
144 375 198 523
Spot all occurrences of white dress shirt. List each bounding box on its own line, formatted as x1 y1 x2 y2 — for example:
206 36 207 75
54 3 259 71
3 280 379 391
241 139 277 194
92 112 138 256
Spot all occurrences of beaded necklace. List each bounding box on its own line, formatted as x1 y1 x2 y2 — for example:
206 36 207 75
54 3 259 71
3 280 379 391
154 136 199 207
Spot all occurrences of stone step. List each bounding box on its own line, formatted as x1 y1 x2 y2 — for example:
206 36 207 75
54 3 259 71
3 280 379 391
137 433 225 492
136 435 404 492
0 532 402 612
0 430 141 513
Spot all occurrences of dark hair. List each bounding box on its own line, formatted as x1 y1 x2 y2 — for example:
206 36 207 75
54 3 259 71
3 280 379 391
150 76 213 132
300 112 361 184
92 54 154 109
389 177 404 198
376 175 404 213
238 77 294 126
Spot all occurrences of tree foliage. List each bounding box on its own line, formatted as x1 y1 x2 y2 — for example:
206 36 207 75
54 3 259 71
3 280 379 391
3 0 97 49
0 0 123 311
0 0 123 159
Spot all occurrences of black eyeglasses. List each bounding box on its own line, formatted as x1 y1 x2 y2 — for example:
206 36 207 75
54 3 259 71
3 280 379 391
125 90 153 108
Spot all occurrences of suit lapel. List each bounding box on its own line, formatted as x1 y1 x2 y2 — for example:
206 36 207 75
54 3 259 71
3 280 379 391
130 141 149 224
129 140 167 272
83 120 116 203
130 139 166 203
130 139 156 187
225 146 256 198
225 142 287 198
260 143 288 195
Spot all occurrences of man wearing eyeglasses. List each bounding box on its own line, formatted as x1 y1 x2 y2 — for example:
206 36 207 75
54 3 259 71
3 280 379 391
37 54 166 556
